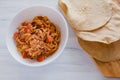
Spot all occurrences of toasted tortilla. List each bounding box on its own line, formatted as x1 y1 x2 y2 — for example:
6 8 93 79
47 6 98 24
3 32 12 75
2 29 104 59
78 38 120 62
59 0 112 31
59 0 120 62
77 0 120 44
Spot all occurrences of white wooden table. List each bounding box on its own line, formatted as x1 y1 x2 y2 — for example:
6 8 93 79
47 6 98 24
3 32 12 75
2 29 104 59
0 0 119 80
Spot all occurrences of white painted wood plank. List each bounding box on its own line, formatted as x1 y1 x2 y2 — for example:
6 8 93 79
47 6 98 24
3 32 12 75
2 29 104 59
0 49 119 80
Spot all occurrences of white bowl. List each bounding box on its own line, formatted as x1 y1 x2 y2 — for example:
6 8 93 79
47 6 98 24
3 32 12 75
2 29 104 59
6 5 68 67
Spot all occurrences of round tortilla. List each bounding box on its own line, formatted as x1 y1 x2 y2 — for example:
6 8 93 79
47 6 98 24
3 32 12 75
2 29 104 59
77 0 120 44
78 38 120 62
59 0 112 31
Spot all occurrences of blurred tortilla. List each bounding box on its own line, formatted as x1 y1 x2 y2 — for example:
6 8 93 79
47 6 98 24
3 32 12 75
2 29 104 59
59 0 112 31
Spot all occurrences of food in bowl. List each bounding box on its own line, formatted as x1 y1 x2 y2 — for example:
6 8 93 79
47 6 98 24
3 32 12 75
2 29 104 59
13 16 61 62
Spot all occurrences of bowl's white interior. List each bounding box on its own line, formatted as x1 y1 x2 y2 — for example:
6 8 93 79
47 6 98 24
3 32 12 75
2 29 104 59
6 6 68 67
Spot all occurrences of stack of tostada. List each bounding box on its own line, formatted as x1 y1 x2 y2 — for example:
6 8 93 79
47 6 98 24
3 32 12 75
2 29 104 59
59 0 120 62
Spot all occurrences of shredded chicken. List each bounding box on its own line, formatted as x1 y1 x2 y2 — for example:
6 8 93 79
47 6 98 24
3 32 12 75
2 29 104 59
13 16 60 62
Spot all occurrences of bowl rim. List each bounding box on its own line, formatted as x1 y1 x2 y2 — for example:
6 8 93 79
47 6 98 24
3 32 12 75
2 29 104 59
6 5 69 67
